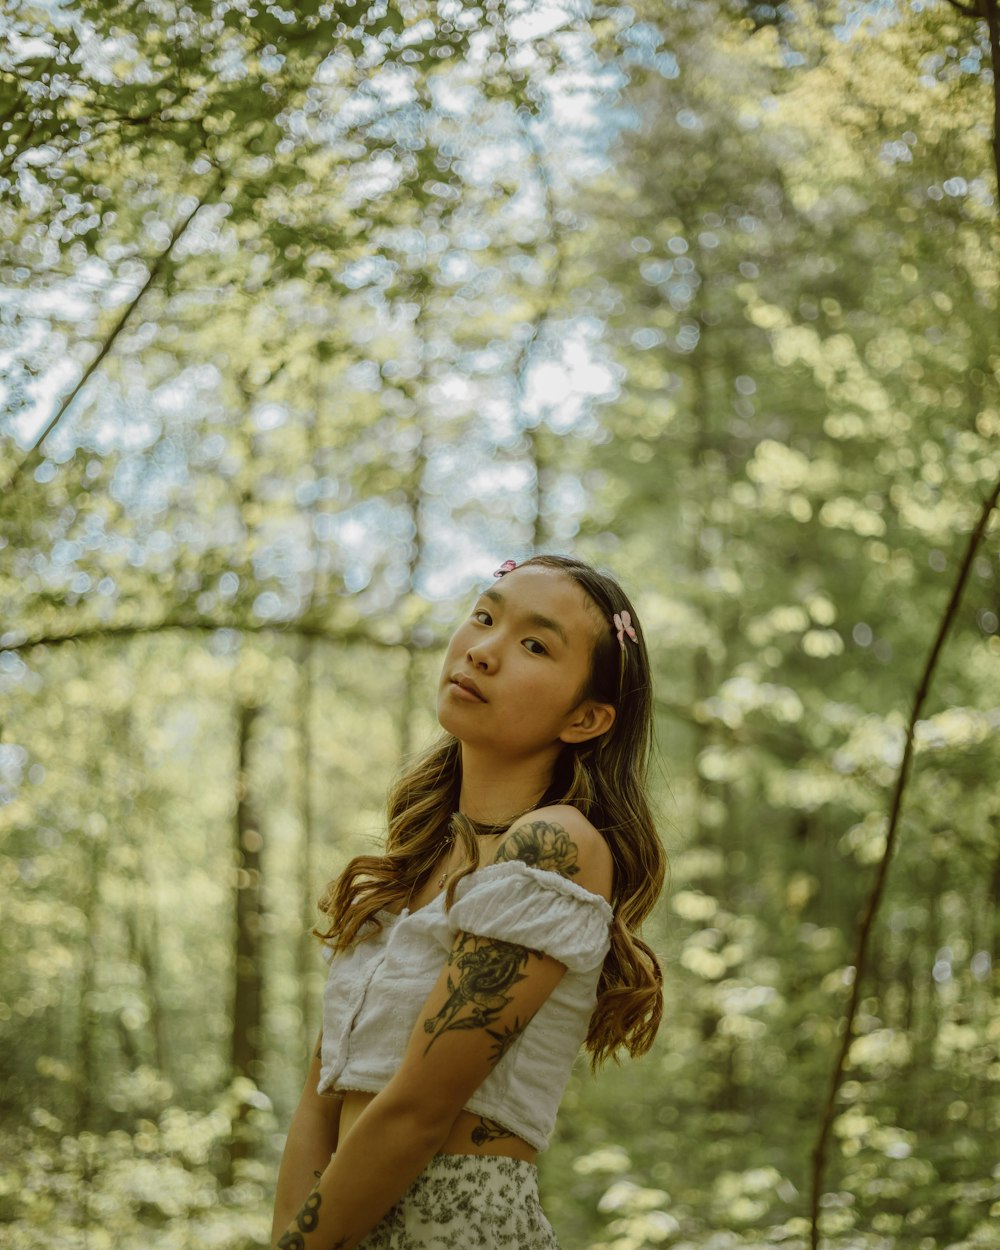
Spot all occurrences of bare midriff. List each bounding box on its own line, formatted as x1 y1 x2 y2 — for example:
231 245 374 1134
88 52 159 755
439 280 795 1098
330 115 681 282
332 840 544 1164
338 1090 538 1162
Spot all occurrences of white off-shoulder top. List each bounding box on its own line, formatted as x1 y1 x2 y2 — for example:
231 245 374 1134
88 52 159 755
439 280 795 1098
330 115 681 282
317 859 613 1152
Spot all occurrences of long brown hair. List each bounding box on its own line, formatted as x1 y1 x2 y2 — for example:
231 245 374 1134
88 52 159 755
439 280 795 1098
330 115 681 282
316 554 666 1068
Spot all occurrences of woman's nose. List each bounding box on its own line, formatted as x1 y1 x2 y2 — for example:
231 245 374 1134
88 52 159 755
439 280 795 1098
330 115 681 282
466 640 496 671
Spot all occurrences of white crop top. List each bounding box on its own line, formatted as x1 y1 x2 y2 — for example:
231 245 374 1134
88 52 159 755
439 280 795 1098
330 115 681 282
317 859 613 1152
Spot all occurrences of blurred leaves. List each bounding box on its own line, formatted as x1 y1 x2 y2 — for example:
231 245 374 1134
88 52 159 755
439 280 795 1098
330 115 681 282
2 0 1000 1248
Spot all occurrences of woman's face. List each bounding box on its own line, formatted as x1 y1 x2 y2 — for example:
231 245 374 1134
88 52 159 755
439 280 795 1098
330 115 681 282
437 565 613 759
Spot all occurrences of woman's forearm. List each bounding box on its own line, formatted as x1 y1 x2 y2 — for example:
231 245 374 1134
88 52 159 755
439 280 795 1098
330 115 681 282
274 1092 450 1250
271 1100 341 1245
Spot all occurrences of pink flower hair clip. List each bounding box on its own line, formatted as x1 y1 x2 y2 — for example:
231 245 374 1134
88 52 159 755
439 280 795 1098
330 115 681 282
613 610 638 652
493 559 518 577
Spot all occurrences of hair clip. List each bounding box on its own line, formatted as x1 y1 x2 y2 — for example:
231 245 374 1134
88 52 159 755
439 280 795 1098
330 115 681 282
613 610 638 652
493 559 517 577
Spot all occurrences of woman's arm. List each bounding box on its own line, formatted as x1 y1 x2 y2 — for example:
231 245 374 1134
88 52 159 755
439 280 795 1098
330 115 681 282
270 1032 342 1245
272 936 567 1250
272 811 609 1250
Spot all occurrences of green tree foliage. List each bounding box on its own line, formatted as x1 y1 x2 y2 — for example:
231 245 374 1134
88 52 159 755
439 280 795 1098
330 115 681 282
1 2 998 1247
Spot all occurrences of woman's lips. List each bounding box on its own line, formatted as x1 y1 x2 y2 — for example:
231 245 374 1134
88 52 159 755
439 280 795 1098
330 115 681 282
450 676 486 702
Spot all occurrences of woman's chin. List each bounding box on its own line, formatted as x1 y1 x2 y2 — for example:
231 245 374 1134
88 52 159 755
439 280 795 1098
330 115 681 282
437 703 488 744
436 699 463 737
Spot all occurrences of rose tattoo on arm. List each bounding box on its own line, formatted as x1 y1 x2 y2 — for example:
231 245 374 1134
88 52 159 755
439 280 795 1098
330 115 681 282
422 933 540 1056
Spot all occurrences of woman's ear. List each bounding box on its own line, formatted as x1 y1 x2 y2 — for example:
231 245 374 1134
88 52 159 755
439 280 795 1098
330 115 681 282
560 700 616 745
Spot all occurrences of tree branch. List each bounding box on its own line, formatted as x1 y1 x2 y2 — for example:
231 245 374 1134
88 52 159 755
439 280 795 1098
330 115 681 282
509 108 568 549
808 473 1000 1250
0 615 443 655
0 171 222 499
943 0 981 17
810 8 1000 1236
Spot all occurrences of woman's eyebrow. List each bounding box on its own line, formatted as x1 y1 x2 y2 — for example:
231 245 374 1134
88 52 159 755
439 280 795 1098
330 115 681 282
481 588 567 645
526 612 568 645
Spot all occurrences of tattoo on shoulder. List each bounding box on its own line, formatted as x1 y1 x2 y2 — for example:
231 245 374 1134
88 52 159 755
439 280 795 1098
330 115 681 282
495 820 580 879
471 1115 516 1146
423 933 539 1055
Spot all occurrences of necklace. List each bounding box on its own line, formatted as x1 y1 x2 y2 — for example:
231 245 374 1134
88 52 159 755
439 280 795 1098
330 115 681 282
434 805 537 889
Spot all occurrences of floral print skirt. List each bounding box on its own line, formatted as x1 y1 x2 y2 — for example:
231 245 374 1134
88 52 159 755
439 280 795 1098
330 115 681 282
356 1153 561 1249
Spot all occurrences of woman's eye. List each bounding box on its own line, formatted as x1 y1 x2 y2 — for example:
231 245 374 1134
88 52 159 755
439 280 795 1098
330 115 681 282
523 639 547 656
472 609 492 624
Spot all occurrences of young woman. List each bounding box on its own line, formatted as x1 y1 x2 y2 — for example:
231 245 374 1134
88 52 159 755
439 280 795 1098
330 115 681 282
270 553 665 1250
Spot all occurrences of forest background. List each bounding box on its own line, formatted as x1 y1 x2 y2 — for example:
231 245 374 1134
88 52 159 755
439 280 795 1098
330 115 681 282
1 1 998 1248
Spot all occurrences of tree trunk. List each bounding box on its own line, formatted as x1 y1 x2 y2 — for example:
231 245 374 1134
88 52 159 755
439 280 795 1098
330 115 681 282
228 701 265 1180
297 640 318 1059
125 878 165 1076
526 423 553 552
76 828 103 1135
989 835 1000 968
687 349 716 850
398 411 429 762
232 701 264 1083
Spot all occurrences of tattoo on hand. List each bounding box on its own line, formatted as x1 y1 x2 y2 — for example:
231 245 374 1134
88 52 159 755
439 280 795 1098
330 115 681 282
277 1233 304 1250
423 933 538 1055
495 820 580 878
471 1115 516 1146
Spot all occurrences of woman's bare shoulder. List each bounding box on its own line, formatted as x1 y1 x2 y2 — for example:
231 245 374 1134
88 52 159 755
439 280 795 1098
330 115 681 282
492 804 613 901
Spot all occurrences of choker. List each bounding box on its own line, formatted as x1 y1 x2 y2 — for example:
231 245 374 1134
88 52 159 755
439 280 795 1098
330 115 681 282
435 805 538 889
462 814 511 836
459 802 539 836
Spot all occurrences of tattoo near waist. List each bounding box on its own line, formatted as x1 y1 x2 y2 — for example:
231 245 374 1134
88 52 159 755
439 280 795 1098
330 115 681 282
337 1092 537 1161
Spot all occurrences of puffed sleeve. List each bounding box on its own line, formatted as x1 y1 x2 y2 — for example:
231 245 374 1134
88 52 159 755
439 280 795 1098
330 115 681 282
448 860 613 973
